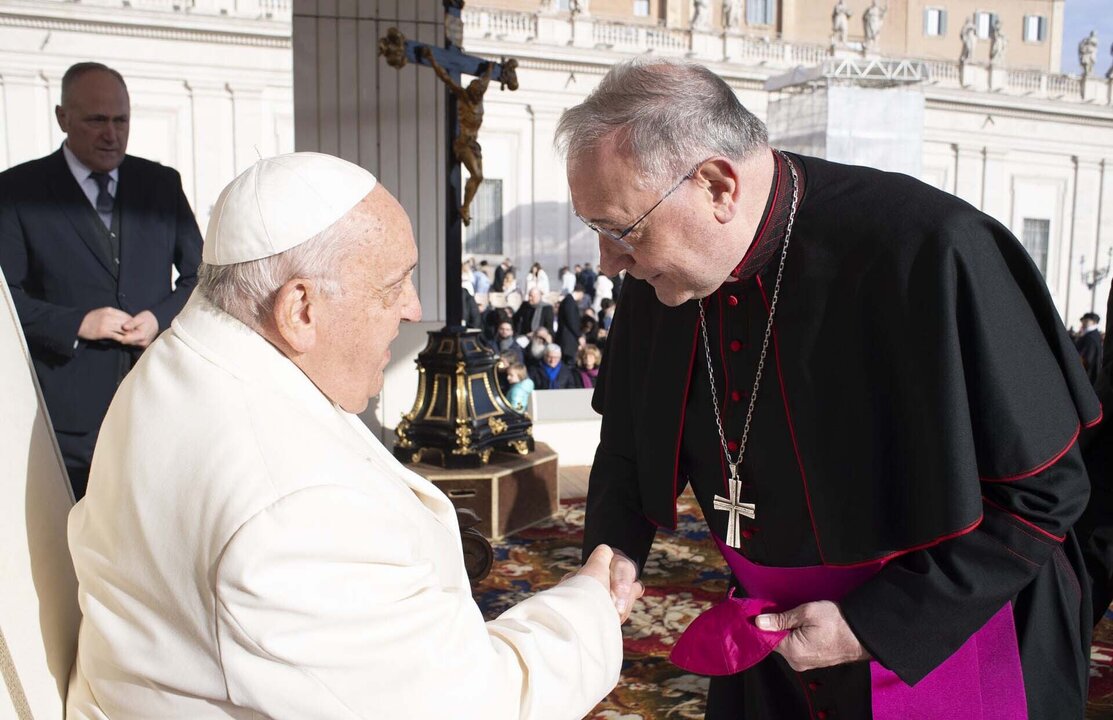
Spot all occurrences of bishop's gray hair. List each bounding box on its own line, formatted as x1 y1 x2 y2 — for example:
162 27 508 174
555 59 768 188
197 212 359 329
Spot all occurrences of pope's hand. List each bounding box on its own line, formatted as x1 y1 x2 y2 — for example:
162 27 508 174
755 601 870 671
576 544 644 623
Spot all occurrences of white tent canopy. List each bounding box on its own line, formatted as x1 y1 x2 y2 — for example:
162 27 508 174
0 266 80 719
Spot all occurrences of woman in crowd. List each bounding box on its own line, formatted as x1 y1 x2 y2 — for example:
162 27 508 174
559 265 576 295
526 262 550 295
575 344 602 389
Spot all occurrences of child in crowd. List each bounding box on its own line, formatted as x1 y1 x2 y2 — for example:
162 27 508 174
506 362 534 412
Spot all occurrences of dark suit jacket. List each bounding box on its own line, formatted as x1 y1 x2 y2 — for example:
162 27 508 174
462 288 482 330
0 148 202 434
555 294 582 361
512 301 554 338
1076 329 1102 386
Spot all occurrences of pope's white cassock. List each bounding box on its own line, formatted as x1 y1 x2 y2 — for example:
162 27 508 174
65 153 623 719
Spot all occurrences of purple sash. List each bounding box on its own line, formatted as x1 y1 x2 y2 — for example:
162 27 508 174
670 536 1028 719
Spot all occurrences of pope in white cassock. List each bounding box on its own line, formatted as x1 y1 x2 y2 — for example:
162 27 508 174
65 152 633 719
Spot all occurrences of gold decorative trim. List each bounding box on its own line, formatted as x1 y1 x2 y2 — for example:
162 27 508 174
395 417 413 448
488 416 507 435
454 362 469 422
424 374 451 422
403 367 426 422
452 421 474 456
509 439 530 455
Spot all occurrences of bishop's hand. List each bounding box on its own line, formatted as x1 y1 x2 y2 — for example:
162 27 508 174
755 600 871 671
574 545 644 623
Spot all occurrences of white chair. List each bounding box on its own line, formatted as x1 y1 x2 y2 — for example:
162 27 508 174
0 266 80 719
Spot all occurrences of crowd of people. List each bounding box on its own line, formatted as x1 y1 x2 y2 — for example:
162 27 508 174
460 257 624 409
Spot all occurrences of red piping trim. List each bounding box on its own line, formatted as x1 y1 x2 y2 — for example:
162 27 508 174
821 514 984 568
1085 404 1104 429
979 425 1079 483
796 673 818 718
982 496 1066 543
671 321 700 529
732 150 782 277
756 275 825 562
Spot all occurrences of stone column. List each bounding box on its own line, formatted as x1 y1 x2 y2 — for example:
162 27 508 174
293 0 447 441
953 143 984 210
980 146 1009 226
227 82 268 175
184 80 236 229
1068 157 1104 319
0 70 54 168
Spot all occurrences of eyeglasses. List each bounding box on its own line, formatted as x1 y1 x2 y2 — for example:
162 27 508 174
574 160 704 254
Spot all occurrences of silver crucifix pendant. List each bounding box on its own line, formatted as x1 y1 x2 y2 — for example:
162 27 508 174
713 465 756 549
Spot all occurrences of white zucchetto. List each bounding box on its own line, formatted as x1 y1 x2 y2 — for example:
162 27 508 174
202 152 378 266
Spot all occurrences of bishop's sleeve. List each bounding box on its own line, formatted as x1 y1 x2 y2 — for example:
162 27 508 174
582 280 658 572
840 444 1090 686
214 485 622 720
839 212 1097 687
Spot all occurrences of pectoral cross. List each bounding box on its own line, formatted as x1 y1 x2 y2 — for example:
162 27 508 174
714 465 756 549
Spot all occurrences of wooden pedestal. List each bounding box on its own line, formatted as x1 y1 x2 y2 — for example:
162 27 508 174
410 443 559 539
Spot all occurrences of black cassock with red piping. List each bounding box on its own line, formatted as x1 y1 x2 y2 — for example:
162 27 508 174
583 152 1101 719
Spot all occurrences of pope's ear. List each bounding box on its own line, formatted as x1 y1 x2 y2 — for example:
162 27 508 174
697 158 742 224
271 278 319 354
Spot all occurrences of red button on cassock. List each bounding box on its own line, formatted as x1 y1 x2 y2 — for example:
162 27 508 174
742 529 754 540
731 390 742 402
728 295 739 307
729 340 743 352
817 712 829 720
727 440 739 453
808 681 820 691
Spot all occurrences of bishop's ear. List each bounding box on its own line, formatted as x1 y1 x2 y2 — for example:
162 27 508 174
271 278 320 354
696 158 742 224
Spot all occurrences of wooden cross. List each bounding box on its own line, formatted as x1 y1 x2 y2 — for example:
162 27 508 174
379 0 518 328
714 467 756 549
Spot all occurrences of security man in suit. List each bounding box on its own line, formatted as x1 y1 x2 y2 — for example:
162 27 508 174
0 62 202 498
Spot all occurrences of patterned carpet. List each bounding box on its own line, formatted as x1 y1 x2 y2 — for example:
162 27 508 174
474 493 1113 719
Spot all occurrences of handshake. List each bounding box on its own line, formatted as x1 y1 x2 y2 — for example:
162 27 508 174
575 544 645 623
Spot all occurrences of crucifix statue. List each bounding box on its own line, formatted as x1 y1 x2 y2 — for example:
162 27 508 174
379 17 517 229
379 2 533 470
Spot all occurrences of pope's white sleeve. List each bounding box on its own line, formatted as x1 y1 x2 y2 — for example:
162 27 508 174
213 484 622 720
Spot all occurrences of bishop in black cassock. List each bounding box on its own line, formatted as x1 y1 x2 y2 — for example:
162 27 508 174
563 61 1100 720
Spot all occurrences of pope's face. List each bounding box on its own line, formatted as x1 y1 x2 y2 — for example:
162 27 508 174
568 139 731 307
320 188 421 411
56 70 130 173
